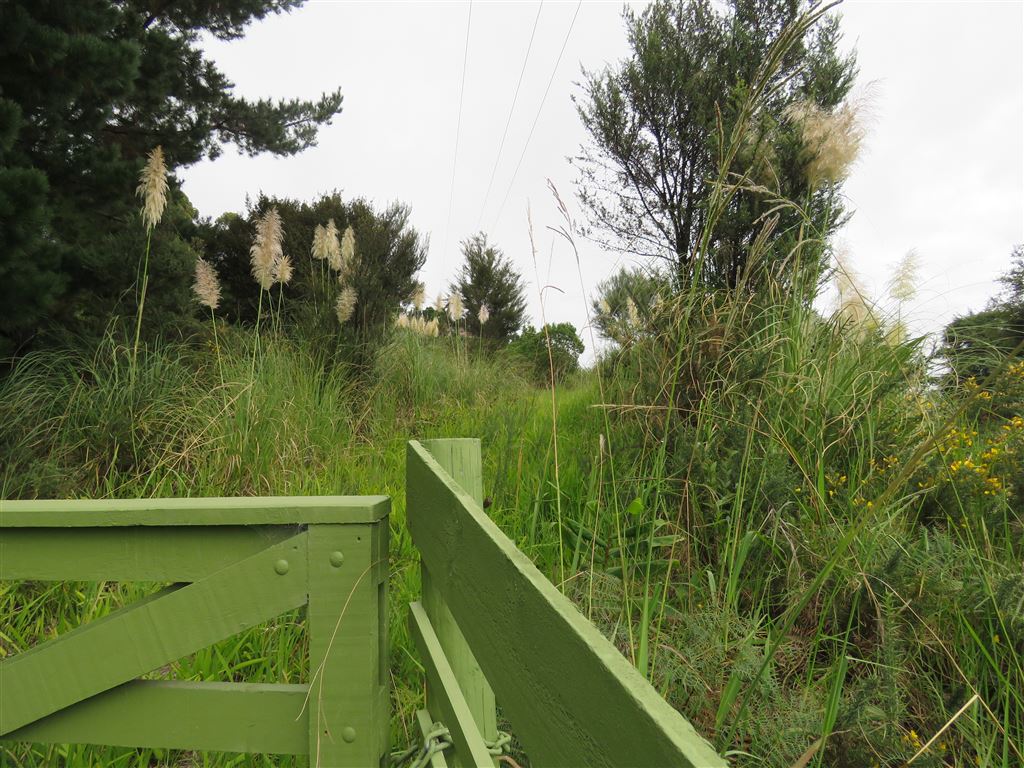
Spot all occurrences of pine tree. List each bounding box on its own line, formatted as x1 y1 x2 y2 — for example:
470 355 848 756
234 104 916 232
0 0 343 353
451 233 528 344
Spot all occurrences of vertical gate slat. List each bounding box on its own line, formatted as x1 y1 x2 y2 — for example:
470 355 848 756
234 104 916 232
418 438 499 759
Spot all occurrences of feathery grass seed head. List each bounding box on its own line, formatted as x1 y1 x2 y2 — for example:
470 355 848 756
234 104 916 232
478 304 490 325
273 254 294 286
336 285 358 324
889 248 920 306
192 257 221 310
250 207 284 290
325 219 342 272
448 293 464 321
411 282 425 311
137 146 168 231
787 99 865 187
311 224 329 260
340 225 356 276
626 296 640 328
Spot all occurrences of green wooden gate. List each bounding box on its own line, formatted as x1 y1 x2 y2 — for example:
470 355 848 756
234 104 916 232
1 439 724 767
407 439 724 768
0 496 390 767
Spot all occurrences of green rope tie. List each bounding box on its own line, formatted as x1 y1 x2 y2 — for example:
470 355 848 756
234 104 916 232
486 731 512 756
391 725 512 767
390 722 452 768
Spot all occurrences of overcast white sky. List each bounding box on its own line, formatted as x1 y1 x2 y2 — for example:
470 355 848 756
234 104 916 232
181 0 1024 358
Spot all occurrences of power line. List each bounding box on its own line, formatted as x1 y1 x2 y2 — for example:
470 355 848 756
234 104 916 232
489 0 582 234
476 0 545 230
442 0 474 271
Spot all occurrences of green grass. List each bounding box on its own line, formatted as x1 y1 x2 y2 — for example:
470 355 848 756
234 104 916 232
1 295 1021 766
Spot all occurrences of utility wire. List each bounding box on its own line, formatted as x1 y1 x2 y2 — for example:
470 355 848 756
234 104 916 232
442 0 474 271
489 0 582 234
476 0 545 230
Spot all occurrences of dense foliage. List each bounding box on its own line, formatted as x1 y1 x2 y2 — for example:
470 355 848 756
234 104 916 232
0 0 342 354
200 193 426 340
574 0 857 288
941 245 1024 384
450 233 528 343
508 323 585 383
0 2 1021 767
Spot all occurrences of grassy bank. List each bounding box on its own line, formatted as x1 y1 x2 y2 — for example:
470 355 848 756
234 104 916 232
1 285 1021 766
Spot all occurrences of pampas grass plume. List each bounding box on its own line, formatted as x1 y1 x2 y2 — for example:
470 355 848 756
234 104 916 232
274 254 294 286
478 304 490 325
250 207 283 290
137 146 168 231
311 224 328 260
336 286 358 324
626 296 640 328
787 99 865 187
340 225 356 275
325 219 342 272
193 257 221 310
449 293 464 321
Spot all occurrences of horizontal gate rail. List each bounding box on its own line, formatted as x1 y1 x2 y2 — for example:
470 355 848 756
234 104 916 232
3 680 309 755
0 495 390 767
406 439 725 768
0 495 389 527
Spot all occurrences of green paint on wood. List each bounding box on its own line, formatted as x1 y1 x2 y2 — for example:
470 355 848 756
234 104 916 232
0 526 293 581
418 439 499 753
0 533 309 735
409 602 494 768
0 496 389 527
1 680 308 755
306 523 389 768
406 441 726 768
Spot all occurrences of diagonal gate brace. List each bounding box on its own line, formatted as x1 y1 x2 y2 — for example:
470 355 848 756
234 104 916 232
0 531 309 735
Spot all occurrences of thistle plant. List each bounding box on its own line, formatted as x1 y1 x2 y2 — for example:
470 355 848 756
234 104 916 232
132 145 168 368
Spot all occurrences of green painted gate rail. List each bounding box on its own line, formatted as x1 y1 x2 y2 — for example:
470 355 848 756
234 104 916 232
0 496 391 767
407 439 724 768
0 439 724 767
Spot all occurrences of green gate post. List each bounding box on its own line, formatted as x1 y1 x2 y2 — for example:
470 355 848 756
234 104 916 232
419 439 499 762
307 516 390 767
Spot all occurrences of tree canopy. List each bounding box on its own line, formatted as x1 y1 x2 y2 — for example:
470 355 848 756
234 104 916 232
509 323 585 384
0 0 342 354
940 245 1024 384
199 193 426 338
573 0 857 290
450 233 528 343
